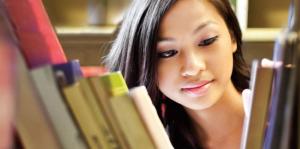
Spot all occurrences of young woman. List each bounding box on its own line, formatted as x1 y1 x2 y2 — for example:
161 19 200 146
104 0 249 148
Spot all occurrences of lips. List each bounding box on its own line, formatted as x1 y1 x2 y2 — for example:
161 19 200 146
181 80 213 97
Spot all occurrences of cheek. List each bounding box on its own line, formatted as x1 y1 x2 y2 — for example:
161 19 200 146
157 62 178 93
157 64 169 84
208 45 234 82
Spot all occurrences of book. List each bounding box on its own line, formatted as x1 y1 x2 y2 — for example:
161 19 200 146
110 94 156 149
88 72 129 148
30 65 88 149
263 27 299 149
78 78 120 149
296 55 300 149
262 2 300 146
81 66 107 77
277 2 300 147
295 20 300 145
1 2 62 148
0 38 15 149
240 60 274 149
129 86 174 149
62 82 110 149
15 49 62 149
52 60 83 86
2 0 67 69
0 2 18 148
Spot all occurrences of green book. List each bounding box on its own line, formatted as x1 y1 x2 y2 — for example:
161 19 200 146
99 71 129 96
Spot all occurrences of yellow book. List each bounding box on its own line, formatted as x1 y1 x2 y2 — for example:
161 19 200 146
79 78 120 149
110 94 156 149
88 72 129 149
31 65 88 149
62 83 110 149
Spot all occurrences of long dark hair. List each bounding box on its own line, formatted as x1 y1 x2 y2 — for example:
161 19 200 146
104 0 249 148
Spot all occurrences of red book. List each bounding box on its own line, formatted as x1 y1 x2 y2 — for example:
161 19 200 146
3 0 67 69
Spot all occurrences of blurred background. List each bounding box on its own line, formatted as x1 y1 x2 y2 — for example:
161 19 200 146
0 0 294 148
42 0 290 66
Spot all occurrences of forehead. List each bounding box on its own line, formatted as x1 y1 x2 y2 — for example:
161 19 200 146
159 0 224 36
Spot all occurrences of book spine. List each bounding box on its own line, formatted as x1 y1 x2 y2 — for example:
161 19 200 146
31 66 88 149
79 79 120 149
110 95 156 149
63 83 110 149
3 0 67 68
0 30 16 149
16 51 62 149
129 86 174 149
88 72 130 149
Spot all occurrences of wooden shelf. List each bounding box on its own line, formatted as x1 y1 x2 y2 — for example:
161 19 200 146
55 26 283 42
55 26 117 35
243 28 282 42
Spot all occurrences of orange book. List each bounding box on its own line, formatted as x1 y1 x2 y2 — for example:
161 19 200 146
81 66 108 78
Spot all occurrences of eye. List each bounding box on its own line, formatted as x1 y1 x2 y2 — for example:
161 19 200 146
157 50 178 58
198 36 218 46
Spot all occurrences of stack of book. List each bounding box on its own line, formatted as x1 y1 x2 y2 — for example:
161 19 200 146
17 55 173 149
241 0 300 148
0 0 173 148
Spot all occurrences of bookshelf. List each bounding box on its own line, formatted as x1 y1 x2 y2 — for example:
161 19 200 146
41 0 291 66
43 0 131 26
42 0 130 66
1 0 297 148
55 26 116 66
54 26 282 65
240 0 290 63
247 0 290 28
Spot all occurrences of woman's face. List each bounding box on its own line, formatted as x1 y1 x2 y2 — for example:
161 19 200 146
157 0 237 110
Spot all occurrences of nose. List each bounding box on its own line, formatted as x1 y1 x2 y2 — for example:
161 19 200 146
181 50 206 77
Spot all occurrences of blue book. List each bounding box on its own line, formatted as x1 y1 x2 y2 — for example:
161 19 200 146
264 1 299 148
52 59 83 86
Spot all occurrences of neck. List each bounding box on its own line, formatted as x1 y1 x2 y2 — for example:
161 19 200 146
185 81 244 148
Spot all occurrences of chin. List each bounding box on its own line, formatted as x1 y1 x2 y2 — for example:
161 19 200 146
184 97 220 110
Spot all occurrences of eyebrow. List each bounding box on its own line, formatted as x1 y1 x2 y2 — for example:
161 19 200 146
192 21 216 35
158 20 216 42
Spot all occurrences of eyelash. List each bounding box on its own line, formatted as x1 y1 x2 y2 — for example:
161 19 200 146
157 36 218 58
198 35 218 46
157 50 178 58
